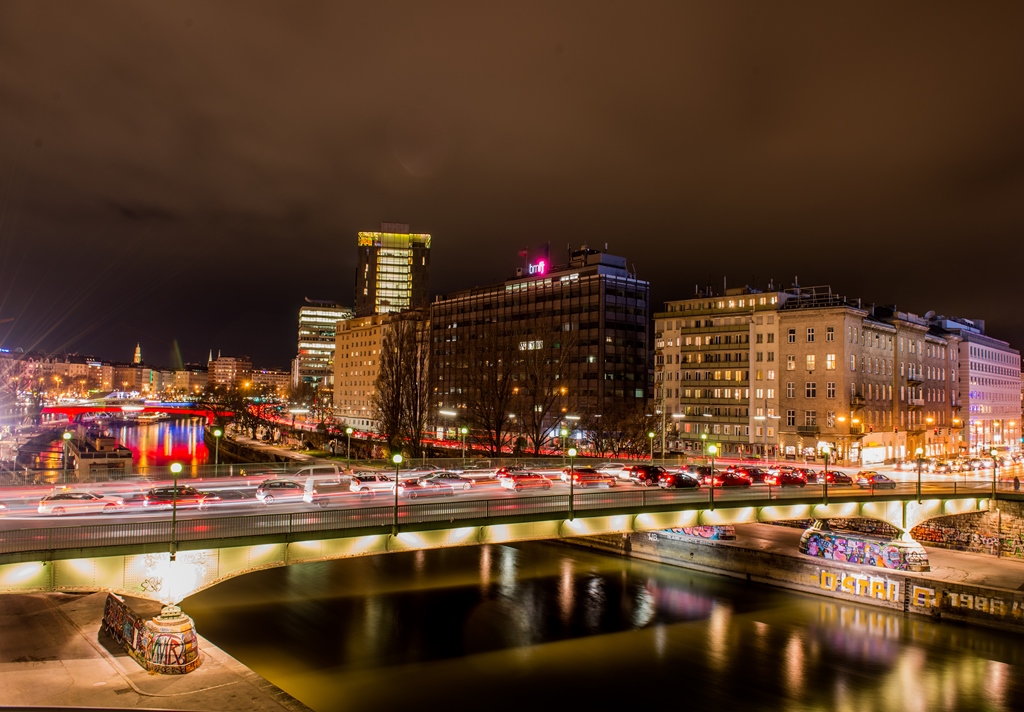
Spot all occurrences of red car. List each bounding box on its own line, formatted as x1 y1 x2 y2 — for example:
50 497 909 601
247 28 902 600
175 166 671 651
500 473 553 492
142 486 211 510
699 471 752 488
764 471 807 487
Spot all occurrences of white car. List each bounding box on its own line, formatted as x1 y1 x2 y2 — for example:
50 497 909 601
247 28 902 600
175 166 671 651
596 463 630 481
349 473 396 494
38 491 125 516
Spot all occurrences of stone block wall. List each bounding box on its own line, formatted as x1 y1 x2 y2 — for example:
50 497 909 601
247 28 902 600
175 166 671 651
910 500 1024 559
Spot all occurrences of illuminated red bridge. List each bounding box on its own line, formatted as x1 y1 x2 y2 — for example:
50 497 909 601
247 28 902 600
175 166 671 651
41 401 232 423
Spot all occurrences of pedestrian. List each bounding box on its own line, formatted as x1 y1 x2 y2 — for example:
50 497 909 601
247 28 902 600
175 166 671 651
1014 476 1020 492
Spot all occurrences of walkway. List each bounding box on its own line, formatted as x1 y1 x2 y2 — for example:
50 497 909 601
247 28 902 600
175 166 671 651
0 591 312 711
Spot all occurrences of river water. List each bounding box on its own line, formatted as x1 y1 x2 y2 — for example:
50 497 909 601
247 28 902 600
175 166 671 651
184 541 1024 712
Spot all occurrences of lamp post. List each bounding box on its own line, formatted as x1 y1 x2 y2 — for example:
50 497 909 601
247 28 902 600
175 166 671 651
345 427 354 466
991 447 999 502
61 431 72 483
560 427 568 461
915 446 924 502
708 444 718 509
460 427 468 466
170 462 182 560
212 428 222 477
648 431 655 462
822 444 831 504
568 447 577 521
392 453 403 536
701 433 708 464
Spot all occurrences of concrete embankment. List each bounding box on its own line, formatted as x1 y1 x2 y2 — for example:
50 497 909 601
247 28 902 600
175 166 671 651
0 591 313 711
570 523 1024 634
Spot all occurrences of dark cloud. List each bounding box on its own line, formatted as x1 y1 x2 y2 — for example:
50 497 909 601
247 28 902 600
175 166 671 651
1 1 1023 367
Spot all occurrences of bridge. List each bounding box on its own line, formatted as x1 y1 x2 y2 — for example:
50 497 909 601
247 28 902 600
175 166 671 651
41 400 232 423
0 482 990 606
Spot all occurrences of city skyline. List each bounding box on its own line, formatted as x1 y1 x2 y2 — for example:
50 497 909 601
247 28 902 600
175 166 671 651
2 3 1024 367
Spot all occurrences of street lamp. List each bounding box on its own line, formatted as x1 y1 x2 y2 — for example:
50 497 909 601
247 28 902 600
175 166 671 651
567 447 577 521
915 446 924 502
701 433 708 464
392 453 403 536
648 431 655 461
460 427 468 465
212 428 222 477
345 427 354 466
708 444 718 509
822 443 831 504
61 431 72 484
169 462 183 560
991 447 999 502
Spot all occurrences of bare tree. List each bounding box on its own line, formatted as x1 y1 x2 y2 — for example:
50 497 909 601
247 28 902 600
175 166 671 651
511 330 578 456
462 329 519 456
371 313 432 456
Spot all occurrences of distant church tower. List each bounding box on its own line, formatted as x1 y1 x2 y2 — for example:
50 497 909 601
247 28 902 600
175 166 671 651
133 343 142 365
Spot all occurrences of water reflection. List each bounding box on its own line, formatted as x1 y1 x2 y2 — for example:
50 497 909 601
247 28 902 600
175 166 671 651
111 419 209 467
186 542 1024 712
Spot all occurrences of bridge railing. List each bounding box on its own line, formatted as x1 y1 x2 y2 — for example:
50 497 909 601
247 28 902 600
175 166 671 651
0 480 999 557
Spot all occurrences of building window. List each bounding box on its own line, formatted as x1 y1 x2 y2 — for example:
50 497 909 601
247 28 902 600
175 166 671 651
786 410 796 426
756 333 763 344
806 382 817 398
826 411 836 427
826 354 836 370
807 328 815 342
767 370 775 381
788 329 796 344
850 354 856 371
756 352 763 362
767 388 775 399
826 327 834 342
806 355 816 371
786 381 795 398
768 333 775 343
755 388 764 399
787 356 796 371
805 410 817 426
767 351 775 362
826 382 836 398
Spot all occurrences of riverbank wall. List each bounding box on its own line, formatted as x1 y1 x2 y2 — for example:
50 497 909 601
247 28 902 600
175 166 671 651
570 528 1024 634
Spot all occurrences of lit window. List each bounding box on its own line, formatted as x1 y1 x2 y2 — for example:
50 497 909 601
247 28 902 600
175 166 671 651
806 355 816 371
826 354 836 370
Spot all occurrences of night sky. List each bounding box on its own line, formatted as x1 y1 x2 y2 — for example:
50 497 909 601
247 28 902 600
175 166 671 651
2 2 1023 369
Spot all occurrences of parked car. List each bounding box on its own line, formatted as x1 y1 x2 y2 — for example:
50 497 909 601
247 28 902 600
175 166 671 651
856 472 897 490
255 479 313 504
627 465 668 486
500 473 553 492
38 491 125 516
423 472 475 490
142 486 210 510
567 470 617 488
349 473 396 495
658 472 701 489
392 479 455 499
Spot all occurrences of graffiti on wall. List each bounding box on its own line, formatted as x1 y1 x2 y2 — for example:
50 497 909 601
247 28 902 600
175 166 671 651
664 526 737 541
817 569 900 602
103 594 149 669
800 530 929 571
911 519 999 557
147 626 201 674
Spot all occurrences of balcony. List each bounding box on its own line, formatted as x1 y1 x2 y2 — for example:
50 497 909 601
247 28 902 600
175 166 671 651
797 425 820 436
850 395 866 409
907 372 924 384
908 398 925 408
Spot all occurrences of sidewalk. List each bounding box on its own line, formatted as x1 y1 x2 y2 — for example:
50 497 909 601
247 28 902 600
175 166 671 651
0 592 313 712
734 523 1024 591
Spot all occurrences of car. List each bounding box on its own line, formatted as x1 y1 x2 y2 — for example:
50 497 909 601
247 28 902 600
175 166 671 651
595 463 630 480
658 472 701 489
255 479 312 504
201 488 257 507
500 473 553 492
626 465 667 486
0 501 7 516
700 471 752 488
349 473 396 495
290 464 343 483
567 470 616 488
815 471 853 486
391 479 455 499
856 472 897 490
733 466 767 483
423 472 475 490
495 466 527 479
142 486 210 510
561 466 600 482
765 471 807 487
37 491 126 516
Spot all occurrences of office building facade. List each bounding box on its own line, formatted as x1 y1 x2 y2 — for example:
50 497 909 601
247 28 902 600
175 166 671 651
295 298 354 389
355 223 431 317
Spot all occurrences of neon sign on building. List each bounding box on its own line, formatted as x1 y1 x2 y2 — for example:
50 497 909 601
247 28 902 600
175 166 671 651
527 260 546 276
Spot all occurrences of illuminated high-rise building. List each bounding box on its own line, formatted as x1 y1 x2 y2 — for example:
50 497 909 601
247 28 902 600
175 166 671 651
355 222 431 317
295 298 354 389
